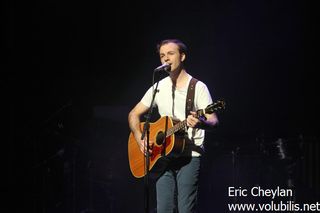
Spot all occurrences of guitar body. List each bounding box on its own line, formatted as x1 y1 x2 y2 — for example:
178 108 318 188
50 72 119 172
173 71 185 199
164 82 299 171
128 116 185 178
128 100 226 178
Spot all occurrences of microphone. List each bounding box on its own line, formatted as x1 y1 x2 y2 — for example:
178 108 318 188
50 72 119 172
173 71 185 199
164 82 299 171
154 63 171 73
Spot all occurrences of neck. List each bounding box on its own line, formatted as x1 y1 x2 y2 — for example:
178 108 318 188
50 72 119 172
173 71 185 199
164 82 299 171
170 69 188 88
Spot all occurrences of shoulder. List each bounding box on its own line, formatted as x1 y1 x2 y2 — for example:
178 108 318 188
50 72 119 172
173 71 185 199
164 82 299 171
191 77 208 91
186 74 208 90
187 74 205 87
146 76 171 92
194 79 211 97
154 76 171 87
195 80 207 88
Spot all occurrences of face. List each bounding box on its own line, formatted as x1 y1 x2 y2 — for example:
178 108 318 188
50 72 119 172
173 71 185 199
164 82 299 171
159 42 186 72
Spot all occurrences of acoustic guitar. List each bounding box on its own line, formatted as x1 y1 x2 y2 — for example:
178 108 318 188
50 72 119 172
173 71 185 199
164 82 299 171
128 100 225 178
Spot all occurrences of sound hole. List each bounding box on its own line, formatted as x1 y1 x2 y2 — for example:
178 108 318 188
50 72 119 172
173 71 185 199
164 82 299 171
156 131 165 145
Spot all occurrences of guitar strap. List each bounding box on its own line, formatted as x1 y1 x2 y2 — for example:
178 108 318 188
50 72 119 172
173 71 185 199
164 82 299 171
185 77 198 119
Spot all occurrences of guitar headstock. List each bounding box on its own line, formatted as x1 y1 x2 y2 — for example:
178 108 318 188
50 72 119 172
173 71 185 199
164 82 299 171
205 100 226 114
196 100 226 118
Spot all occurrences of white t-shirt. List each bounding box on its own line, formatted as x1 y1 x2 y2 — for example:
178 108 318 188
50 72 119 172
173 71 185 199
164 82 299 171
140 74 213 156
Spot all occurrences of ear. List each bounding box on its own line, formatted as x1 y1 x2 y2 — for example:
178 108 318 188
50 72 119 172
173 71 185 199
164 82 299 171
180 53 186 62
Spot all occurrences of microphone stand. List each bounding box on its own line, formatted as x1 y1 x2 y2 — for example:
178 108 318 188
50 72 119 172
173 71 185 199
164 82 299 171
140 70 163 213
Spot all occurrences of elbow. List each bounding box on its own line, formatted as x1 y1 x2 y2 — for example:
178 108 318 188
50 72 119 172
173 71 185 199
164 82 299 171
128 109 135 121
213 117 219 126
128 108 140 123
205 116 219 130
207 114 219 127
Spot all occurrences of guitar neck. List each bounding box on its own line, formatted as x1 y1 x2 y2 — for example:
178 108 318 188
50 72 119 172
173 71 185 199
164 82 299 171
165 109 204 137
166 119 187 137
164 100 224 137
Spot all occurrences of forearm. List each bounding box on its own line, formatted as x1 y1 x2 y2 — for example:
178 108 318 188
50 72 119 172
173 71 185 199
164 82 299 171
128 111 142 136
128 107 151 154
198 114 219 130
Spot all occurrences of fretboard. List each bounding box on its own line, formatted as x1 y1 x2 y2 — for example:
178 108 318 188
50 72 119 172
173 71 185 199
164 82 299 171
166 119 187 137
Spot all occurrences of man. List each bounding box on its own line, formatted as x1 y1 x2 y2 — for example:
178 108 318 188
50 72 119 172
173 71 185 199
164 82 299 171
128 39 219 213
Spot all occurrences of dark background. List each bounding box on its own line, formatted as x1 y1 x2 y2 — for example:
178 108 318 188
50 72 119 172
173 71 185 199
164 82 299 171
3 0 319 212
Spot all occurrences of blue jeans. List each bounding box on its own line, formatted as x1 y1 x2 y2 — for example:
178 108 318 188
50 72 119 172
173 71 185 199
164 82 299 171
156 157 201 213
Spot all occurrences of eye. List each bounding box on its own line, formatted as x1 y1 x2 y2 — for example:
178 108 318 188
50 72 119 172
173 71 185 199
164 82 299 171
160 54 165 59
168 51 175 56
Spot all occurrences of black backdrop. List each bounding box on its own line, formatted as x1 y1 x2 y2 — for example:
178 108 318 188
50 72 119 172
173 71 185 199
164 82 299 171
3 0 319 212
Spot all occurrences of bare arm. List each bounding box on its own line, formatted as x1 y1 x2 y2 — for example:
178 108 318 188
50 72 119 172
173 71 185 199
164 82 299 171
128 102 152 154
202 112 219 129
187 111 219 130
128 102 149 134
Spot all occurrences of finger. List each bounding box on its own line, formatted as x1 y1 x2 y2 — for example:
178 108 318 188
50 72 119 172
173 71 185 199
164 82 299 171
140 147 145 155
190 111 197 116
142 141 153 154
139 140 147 154
148 144 153 154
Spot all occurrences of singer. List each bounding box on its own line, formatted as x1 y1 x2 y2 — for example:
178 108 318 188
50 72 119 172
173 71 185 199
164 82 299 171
128 39 219 213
